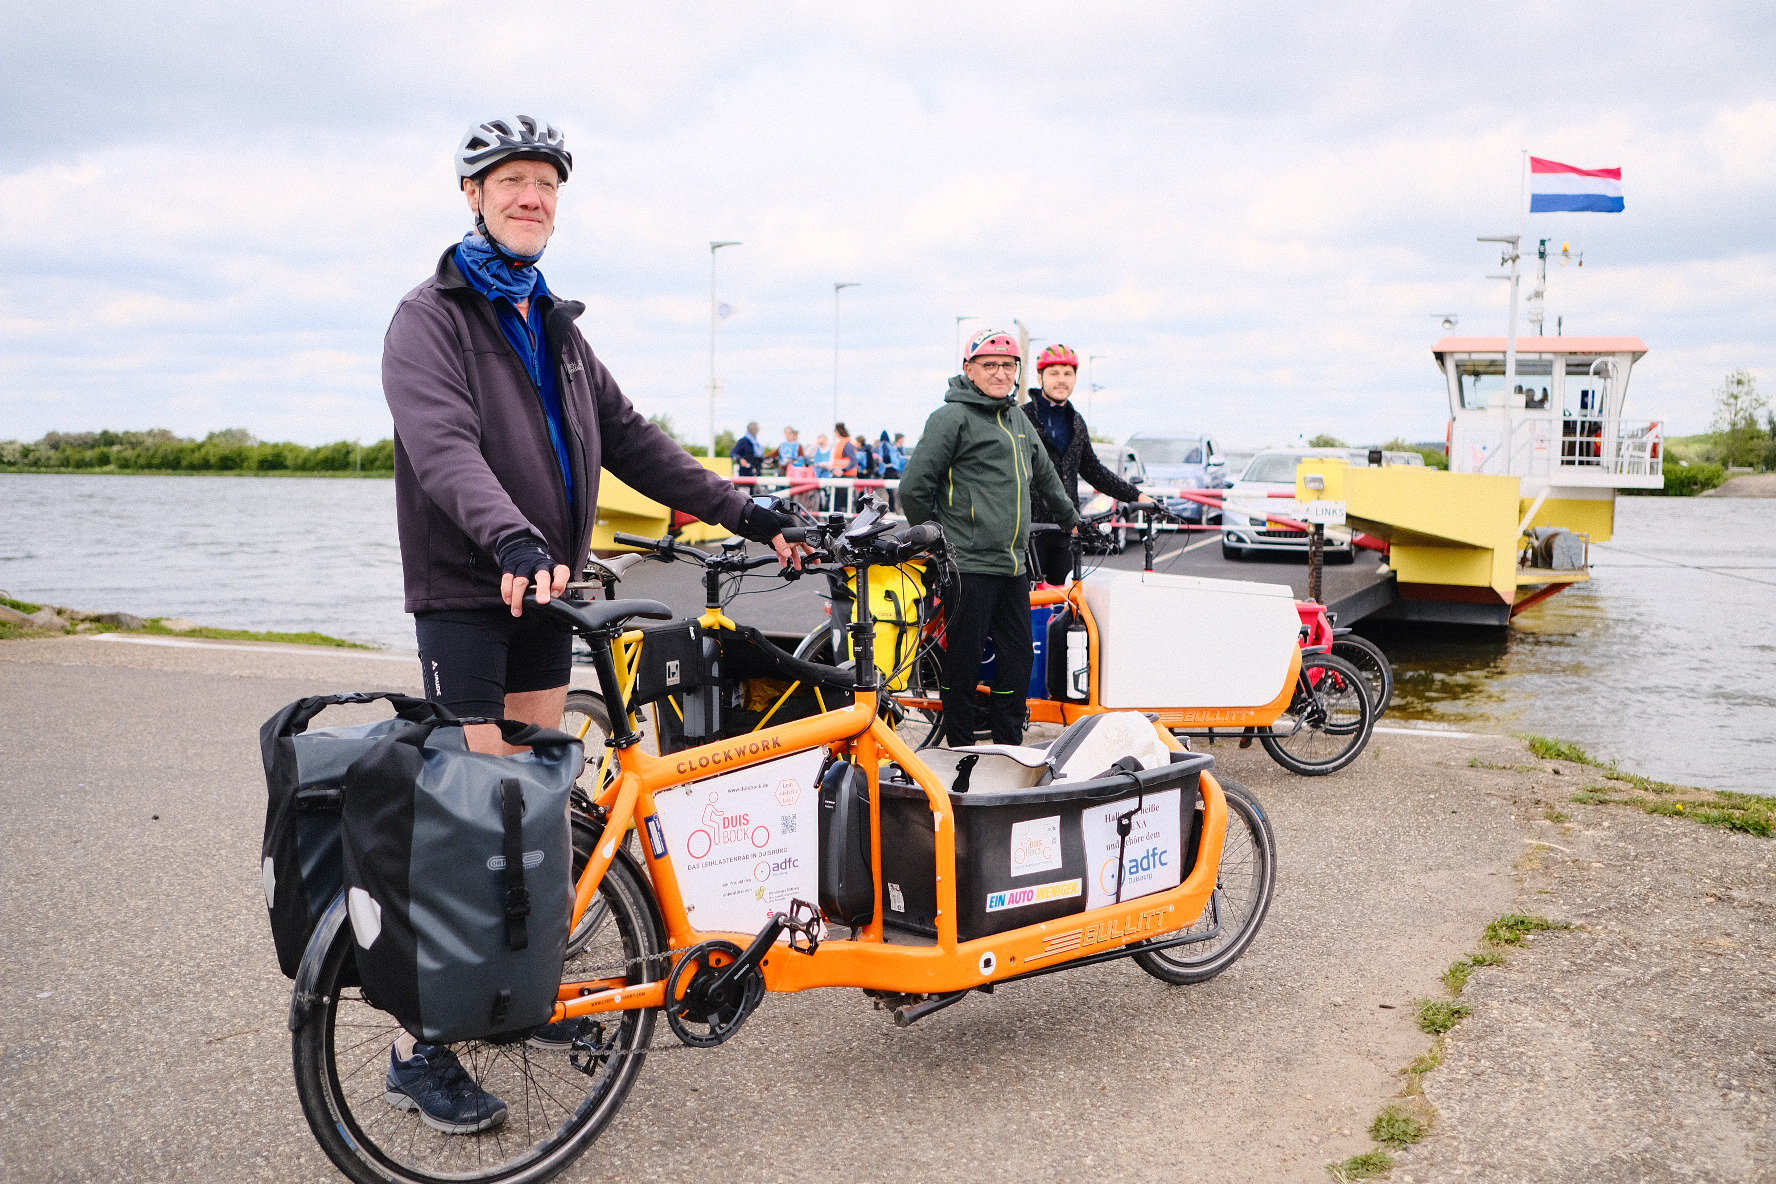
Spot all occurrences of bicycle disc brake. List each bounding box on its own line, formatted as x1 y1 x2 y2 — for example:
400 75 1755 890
665 939 765 1048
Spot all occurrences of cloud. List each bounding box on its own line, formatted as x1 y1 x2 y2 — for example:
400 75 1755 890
1 1 1772 451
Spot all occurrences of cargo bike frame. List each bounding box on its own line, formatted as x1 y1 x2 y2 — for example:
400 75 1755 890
290 503 1276 1184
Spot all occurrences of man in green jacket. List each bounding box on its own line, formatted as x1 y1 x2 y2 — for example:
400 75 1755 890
901 329 1080 745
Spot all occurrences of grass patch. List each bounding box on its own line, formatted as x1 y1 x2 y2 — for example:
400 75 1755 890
1415 998 1471 1035
1328 1151 1395 1181
1483 914 1565 946
133 619 372 649
1405 1045 1444 1080
1522 733 1591 764
1543 805 1571 823
2 595 44 613
1441 959 1476 995
1369 1105 1427 1149
1570 781 1773 838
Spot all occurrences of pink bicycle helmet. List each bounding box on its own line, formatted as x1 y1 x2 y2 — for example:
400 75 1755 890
1037 344 1079 371
963 329 1020 364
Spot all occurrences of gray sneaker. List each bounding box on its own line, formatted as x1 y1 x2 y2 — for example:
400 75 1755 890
384 1043 508 1135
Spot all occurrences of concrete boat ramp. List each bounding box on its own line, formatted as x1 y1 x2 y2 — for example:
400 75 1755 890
1 631 1769 1182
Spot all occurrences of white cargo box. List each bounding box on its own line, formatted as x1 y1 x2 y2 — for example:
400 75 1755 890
1081 569 1300 708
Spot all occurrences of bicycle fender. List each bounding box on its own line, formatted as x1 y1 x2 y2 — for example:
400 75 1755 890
289 891 350 1032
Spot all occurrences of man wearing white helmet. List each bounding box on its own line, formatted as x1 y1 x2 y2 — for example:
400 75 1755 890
378 115 800 1133
901 329 1079 746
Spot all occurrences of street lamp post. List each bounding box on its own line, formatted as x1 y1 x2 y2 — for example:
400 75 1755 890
708 240 741 457
1087 354 1106 420
954 315 979 366
833 282 860 430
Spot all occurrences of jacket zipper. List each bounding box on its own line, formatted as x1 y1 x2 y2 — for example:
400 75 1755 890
995 406 1027 570
479 297 578 553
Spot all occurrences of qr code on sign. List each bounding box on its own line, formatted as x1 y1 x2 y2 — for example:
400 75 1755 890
780 814 797 834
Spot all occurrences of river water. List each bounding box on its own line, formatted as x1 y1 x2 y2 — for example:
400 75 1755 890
2 474 1771 794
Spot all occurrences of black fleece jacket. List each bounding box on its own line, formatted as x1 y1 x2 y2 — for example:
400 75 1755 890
382 246 751 612
1017 393 1143 523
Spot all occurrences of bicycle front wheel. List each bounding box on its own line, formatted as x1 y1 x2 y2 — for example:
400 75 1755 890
292 855 662 1184
1259 652 1373 775
1133 776 1275 984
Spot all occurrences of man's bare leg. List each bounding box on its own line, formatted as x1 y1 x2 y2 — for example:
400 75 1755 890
463 685 571 755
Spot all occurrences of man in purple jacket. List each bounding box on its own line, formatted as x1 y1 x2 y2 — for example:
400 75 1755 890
384 115 797 763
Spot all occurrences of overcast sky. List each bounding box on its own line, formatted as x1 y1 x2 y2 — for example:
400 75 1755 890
2 1 1771 453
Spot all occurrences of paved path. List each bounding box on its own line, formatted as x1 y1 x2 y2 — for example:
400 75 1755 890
3 634 1764 1182
0 633 1511 1182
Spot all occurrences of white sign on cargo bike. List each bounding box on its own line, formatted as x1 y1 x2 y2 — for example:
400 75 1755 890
1081 789 1183 910
651 748 824 937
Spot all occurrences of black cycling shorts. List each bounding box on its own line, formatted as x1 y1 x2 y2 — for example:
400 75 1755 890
414 606 574 719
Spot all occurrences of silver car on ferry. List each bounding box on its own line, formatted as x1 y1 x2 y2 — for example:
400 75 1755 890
1220 448 1424 562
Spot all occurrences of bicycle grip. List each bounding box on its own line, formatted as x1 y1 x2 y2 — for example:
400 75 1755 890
611 532 661 551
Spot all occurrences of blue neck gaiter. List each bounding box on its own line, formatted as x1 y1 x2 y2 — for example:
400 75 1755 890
455 232 544 303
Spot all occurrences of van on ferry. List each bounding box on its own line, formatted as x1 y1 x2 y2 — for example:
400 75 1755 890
1124 433 1229 525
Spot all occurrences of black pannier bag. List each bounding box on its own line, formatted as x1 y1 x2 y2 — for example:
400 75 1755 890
259 692 454 979
341 717 583 1045
655 624 853 754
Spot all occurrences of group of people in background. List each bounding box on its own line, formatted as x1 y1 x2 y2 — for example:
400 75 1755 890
728 422 907 482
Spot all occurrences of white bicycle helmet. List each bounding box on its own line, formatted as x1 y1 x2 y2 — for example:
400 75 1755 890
455 115 572 187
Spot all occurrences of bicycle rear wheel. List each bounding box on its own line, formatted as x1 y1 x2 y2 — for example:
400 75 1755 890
1331 634 1394 717
292 854 662 1184
560 689 615 794
1259 652 1373 775
1133 777 1275 984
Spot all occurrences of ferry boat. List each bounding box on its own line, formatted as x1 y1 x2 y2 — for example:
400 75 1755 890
1435 334 1662 543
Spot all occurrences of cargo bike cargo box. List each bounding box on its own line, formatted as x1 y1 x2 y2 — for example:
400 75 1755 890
880 725 1213 941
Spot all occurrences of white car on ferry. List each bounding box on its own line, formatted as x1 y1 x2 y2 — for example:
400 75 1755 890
1220 448 1424 562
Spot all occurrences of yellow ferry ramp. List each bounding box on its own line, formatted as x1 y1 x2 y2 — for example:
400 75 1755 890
1296 458 1525 616
593 457 736 551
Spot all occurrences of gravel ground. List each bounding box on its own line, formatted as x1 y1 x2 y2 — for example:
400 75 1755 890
1390 759 1776 1184
0 635 1765 1183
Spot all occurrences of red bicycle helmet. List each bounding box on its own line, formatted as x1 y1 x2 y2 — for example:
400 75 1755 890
963 329 1020 363
1037 344 1080 371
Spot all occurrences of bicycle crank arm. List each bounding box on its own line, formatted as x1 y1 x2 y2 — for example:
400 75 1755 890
707 914 788 996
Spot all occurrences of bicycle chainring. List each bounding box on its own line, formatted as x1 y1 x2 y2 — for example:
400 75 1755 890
664 940 765 1048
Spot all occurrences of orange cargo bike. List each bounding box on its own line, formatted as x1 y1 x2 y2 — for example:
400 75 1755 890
288 502 1276 1184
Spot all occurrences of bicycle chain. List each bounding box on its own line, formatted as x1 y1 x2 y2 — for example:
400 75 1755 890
557 941 756 1061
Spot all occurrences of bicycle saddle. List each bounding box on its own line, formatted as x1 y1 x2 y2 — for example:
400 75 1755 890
530 596 673 634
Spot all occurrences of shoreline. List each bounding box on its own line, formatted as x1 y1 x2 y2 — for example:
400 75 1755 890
0 467 393 478
0 594 370 648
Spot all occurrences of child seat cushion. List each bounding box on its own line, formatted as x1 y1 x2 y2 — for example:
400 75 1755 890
918 711 1170 795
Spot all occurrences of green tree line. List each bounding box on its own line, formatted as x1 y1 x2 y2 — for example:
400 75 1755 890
0 429 395 474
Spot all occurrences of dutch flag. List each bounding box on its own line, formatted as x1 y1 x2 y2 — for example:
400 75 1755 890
1530 156 1623 213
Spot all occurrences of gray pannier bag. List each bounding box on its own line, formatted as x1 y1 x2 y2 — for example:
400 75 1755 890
341 716 584 1045
259 691 456 980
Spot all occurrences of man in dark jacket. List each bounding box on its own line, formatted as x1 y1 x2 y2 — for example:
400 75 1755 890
901 329 1078 745
384 115 796 759
729 421 765 477
1020 344 1152 584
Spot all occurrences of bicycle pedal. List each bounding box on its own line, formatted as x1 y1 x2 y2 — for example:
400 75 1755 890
782 898 823 955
